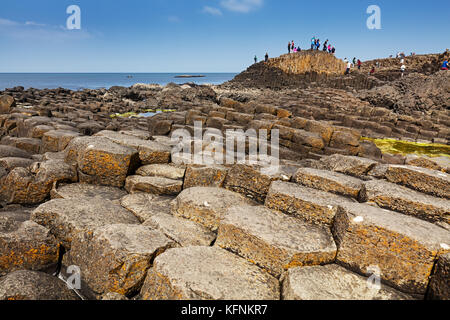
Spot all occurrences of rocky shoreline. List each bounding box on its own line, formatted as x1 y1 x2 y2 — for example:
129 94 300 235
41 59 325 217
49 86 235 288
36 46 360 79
0 52 449 300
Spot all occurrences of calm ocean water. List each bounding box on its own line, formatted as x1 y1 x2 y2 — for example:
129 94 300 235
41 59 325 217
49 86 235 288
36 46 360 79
0 73 237 91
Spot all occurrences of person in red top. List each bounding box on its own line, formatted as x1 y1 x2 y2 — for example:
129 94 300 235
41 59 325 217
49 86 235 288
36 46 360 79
357 59 362 70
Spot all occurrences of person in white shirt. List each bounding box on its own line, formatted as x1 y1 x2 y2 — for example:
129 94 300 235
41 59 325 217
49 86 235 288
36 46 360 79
401 64 406 77
345 61 351 75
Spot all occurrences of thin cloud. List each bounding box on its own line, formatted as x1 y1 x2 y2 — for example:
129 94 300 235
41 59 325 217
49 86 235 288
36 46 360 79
0 18 19 26
168 16 181 23
220 0 263 13
203 6 223 16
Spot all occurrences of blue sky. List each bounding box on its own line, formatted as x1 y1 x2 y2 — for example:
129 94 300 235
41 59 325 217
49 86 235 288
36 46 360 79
0 0 448 72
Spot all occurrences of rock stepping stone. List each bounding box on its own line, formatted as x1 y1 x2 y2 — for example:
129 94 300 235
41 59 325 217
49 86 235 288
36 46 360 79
65 224 175 298
216 205 337 277
120 193 174 222
143 213 216 247
293 167 364 199
0 145 32 159
136 164 186 180
360 179 450 224
51 183 127 201
140 246 280 300
125 176 183 196
42 130 81 153
0 157 34 171
0 270 79 300
428 253 450 300
183 165 228 189
317 154 378 177
172 187 255 231
95 130 171 165
333 202 450 295
265 181 352 226
385 165 450 199
281 265 413 300
31 198 139 248
65 136 138 188
0 217 59 276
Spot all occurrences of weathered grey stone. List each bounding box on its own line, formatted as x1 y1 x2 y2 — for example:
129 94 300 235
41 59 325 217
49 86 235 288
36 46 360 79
172 187 255 231
0 145 31 159
293 167 364 199
183 165 228 189
42 130 81 153
65 224 175 298
428 253 450 300
282 265 413 300
0 157 34 171
65 136 139 187
136 164 186 180
265 181 352 226
318 154 378 177
125 175 183 196
385 165 450 199
0 217 59 276
333 202 450 295
101 292 129 300
140 246 280 300
143 213 216 247
51 183 127 202
31 198 139 248
360 179 450 224
121 193 174 222
216 205 336 277
0 270 79 300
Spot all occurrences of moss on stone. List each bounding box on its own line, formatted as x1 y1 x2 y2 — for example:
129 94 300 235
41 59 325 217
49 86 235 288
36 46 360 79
362 137 450 158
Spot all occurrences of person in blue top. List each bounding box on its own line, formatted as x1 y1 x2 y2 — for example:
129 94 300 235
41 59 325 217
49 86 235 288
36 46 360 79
311 37 316 50
441 59 449 70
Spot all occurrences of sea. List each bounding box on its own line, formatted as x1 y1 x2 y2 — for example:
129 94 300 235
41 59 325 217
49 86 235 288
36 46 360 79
0 73 237 91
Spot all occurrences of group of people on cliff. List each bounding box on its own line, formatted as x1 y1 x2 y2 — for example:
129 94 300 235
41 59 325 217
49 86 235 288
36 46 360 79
286 37 336 54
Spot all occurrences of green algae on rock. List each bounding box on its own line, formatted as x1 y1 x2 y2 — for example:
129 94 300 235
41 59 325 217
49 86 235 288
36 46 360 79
362 137 450 158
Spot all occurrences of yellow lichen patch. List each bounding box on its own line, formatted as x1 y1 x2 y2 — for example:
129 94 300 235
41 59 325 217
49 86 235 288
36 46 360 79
362 137 450 158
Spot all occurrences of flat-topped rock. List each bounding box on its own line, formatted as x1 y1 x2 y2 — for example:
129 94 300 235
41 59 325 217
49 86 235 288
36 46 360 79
265 181 352 226
120 193 173 222
65 136 139 187
183 165 228 189
385 165 450 199
125 175 183 196
0 270 79 300
0 217 59 276
428 253 450 300
216 205 336 277
293 167 364 199
65 224 175 298
172 187 255 231
0 157 34 171
0 145 31 159
31 198 139 248
95 130 171 164
143 213 216 247
50 183 127 202
360 179 450 224
282 265 413 300
317 154 378 177
333 202 450 295
140 246 280 300
136 164 186 180
42 130 81 153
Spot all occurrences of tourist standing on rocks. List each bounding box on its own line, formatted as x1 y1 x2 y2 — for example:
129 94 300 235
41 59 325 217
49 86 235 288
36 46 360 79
357 59 362 70
311 37 316 50
288 42 291 54
254 55 257 64
345 60 351 75
332 47 336 54
323 40 328 52
352 57 357 66
401 64 406 77
265 53 269 63
328 44 331 53
441 59 448 70
370 66 376 74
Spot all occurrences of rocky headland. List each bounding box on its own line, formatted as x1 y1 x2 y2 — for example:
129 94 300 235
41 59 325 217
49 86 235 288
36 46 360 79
0 50 449 300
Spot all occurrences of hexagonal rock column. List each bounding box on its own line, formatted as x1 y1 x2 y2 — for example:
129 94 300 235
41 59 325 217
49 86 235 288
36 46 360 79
183 165 228 189
136 164 186 180
125 176 183 196
65 224 176 298
50 183 127 202
120 193 174 222
0 270 79 300
385 165 450 199
65 136 139 187
143 213 216 247
293 167 364 199
171 187 256 231
31 198 140 249
216 205 337 277
317 154 378 178
427 253 450 300
360 179 450 224
140 246 280 300
333 202 450 295
0 95 15 114
0 217 59 276
281 265 413 300
41 130 81 153
265 181 351 226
